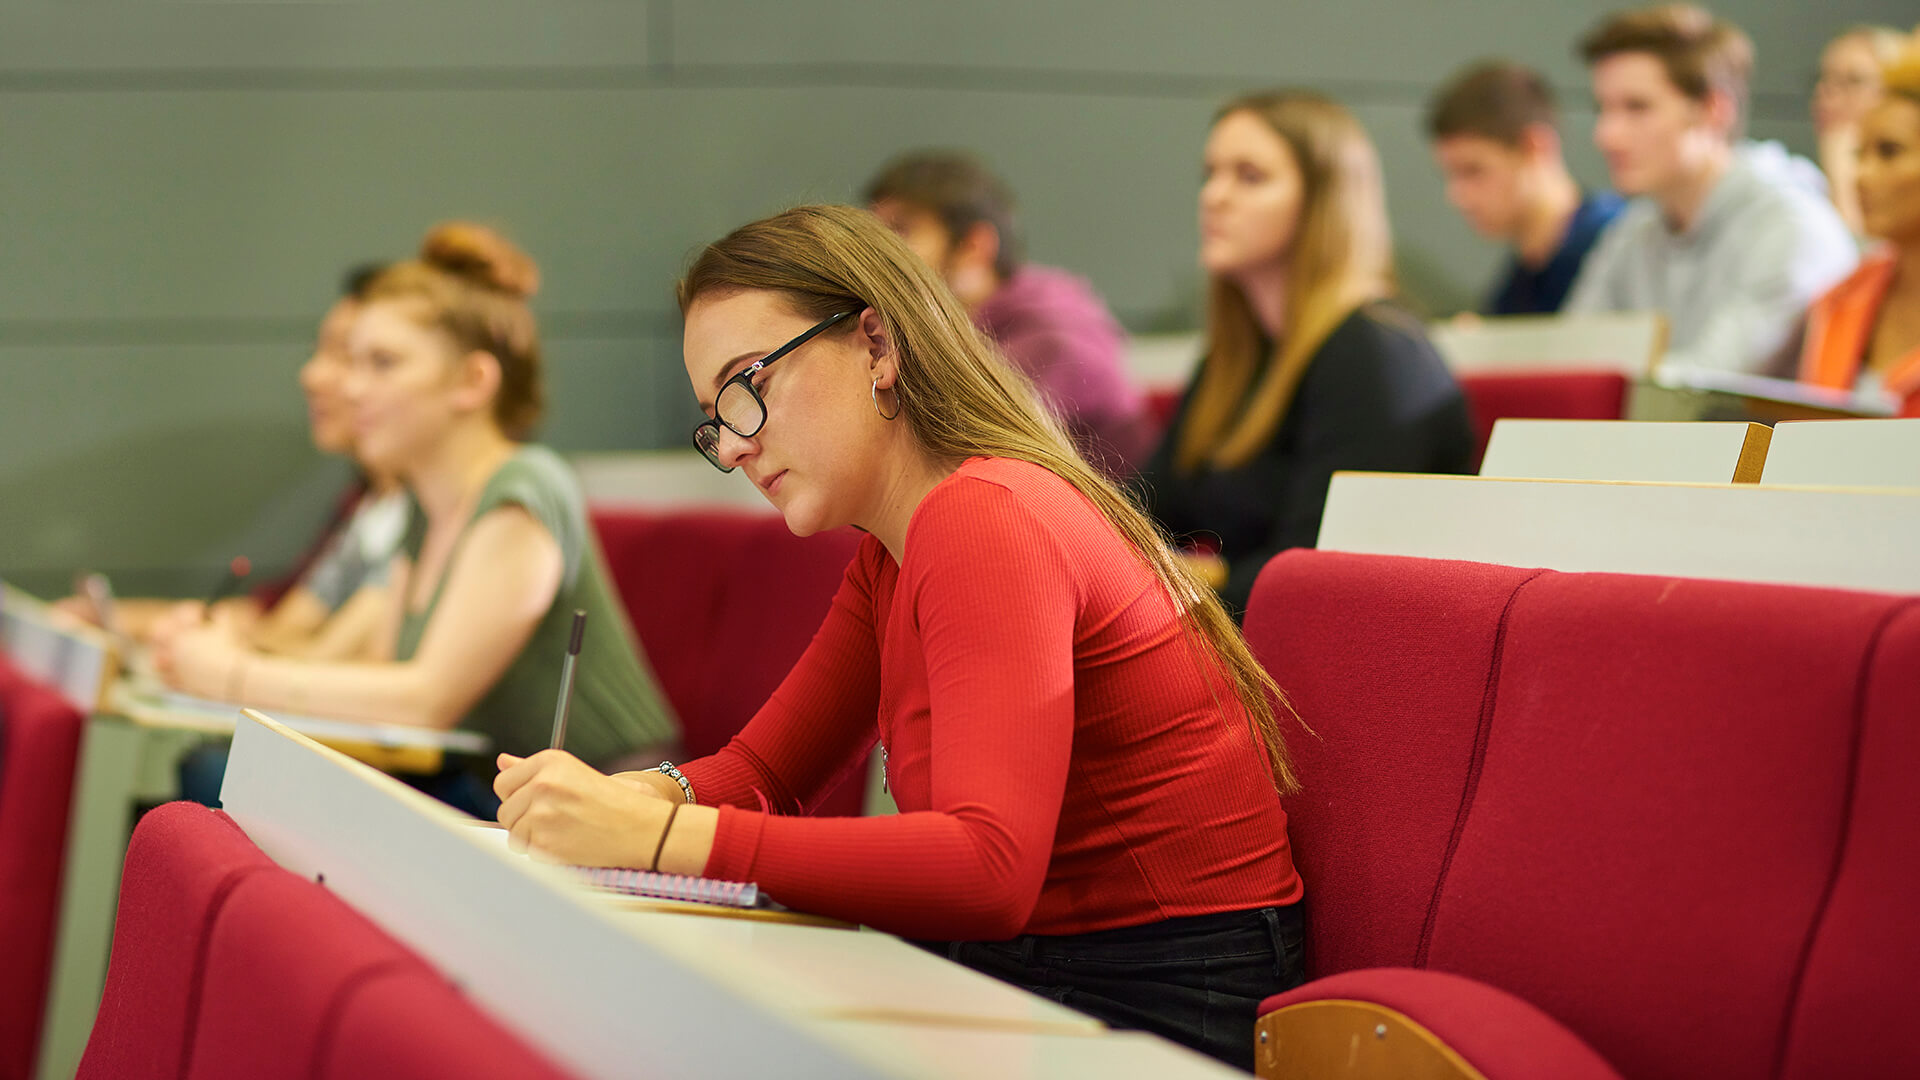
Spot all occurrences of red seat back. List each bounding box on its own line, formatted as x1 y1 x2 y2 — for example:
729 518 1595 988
1245 551 1920 1080
1424 572 1903 1080
0 658 85 1079
78 803 276 1080
592 509 865 814
1779 604 1920 1079
186 871 424 1079
1243 553 1540 976
1457 371 1629 468
318 967 576 1080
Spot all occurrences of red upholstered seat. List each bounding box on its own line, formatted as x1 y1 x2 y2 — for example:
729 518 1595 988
318 967 575 1080
1245 550 1920 1080
591 510 761 752
78 802 276 1080
1779 603 1920 1079
185 870 426 1079
1457 371 1629 467
1145 387 1182 432
1425 572 1899 1080
592 509 865 815
0 658 86 1079
1241 554 1541 976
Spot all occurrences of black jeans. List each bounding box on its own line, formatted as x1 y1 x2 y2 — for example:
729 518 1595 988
917 904 1305 1072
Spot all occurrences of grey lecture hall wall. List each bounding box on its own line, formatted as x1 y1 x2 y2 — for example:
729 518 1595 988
2 0 1910 595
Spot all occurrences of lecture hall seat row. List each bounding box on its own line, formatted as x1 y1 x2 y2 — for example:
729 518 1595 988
0 657 85 1080
1242 549 1920 1080
77 801 580 1080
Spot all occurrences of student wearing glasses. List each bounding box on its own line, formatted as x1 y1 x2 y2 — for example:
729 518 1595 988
490 205 1305 1070
153 223 679 813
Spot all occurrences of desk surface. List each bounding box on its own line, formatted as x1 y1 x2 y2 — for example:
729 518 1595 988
107 678 488 752
1762 419 1920 490
222 711 1233 1079
1 583 119 711
1319 472 1920 594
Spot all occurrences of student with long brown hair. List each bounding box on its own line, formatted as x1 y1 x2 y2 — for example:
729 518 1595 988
490 205 1305 1069
154 223 679 812
1141 90 1474 618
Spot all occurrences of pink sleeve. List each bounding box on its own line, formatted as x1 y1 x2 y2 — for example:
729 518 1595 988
674 542 884 814
700 481 1082 940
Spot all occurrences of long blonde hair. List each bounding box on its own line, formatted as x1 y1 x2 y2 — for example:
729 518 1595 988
678 205 1301 793
1177 91 1394 472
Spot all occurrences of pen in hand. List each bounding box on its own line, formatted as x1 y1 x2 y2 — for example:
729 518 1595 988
548 610 587 751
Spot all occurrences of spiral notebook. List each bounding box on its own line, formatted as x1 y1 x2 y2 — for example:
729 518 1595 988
573 867 780 910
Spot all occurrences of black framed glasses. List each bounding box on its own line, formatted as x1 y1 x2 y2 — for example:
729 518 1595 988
692 309 857 472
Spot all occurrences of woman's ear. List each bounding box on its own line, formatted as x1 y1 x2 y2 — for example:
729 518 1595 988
454 349 504 416
859 308 902 391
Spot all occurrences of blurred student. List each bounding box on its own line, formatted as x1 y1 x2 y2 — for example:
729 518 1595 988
61 265 404 657
155 223 679 812
1797 47 1920 415
1565 4 1857 373
491 205 1305 1069
1813 25 1910 237
1139 90 1474 619
1427 60 1625 315
866 151 1155 474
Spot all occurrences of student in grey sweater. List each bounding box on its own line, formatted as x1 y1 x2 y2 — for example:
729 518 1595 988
1564 5 1857 374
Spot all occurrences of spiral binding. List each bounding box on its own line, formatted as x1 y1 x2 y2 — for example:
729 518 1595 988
577 867 763 909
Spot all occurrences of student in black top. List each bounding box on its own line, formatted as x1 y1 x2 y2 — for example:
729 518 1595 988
1141 90 1474 618
1426 61 1625 315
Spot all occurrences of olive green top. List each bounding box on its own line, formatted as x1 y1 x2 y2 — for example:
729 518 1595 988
396 445 677 766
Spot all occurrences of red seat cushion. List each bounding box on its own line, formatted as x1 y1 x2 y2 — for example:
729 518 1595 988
0 658 85 1078
1423 574 1910 1080
78 803 276 1080
1458 371 1629 468
317 967 576 1080
1779 602 1920 1079
1260 968 1624 1080
185 870 427 1080
1244 551 1540 976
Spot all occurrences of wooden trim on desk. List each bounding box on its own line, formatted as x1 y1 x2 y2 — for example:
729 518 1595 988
1255 1000 1488 1080
1732 422 1772 484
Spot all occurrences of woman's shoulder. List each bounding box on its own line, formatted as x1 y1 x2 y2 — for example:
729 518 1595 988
1320 301 1439 359
1299 303 1460 411
479 445 581 508
913 458 1093 544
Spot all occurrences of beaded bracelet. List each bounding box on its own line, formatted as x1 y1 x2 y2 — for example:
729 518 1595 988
652 761 697 804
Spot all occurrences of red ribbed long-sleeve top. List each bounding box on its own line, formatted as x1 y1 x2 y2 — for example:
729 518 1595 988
682 457 1301 940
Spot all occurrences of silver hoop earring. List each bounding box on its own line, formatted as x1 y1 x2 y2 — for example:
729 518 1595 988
872 379 902 421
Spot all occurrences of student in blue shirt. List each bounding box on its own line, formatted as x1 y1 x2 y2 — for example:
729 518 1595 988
1427 60 1624 316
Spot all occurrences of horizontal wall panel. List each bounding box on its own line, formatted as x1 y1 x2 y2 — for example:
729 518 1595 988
0 86 1540 326
0 4 658 75
668 0 1911 101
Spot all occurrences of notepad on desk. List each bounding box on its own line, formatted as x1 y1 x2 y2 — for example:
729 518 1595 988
464 822 853 928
